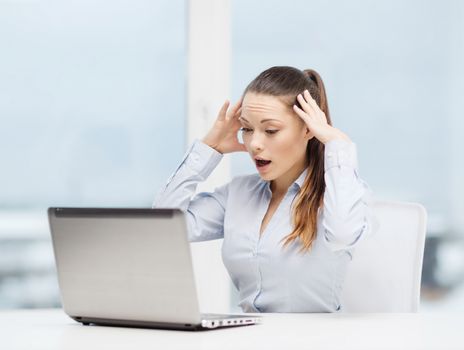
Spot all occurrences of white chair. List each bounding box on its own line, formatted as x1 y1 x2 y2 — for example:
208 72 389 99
341 200 427 312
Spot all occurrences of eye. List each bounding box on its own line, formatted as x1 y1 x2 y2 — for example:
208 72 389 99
266 130 279 135
240 127 252 133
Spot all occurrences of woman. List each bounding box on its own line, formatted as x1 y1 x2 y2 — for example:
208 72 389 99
153 66 371 313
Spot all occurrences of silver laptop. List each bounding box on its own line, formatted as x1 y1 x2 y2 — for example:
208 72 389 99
48 207 261 331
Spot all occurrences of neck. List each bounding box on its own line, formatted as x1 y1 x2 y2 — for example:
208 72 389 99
270 158 307 197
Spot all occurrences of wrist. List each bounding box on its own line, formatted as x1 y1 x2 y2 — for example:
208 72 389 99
322 128 351 144
201 138 223 154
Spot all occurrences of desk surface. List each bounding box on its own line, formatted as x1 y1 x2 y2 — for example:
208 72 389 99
1 309 463 350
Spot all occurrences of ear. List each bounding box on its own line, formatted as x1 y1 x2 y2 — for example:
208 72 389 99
304 126 314 141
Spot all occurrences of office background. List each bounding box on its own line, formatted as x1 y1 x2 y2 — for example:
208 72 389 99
0 0 463 312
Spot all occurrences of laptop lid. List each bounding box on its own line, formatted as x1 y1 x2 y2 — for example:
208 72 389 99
48 208 202 325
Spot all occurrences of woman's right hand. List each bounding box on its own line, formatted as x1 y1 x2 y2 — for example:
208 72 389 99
202 99 247 154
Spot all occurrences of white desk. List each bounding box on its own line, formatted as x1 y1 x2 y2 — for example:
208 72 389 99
1 309 463 350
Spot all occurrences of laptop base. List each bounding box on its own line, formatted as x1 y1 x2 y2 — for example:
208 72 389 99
71 314 260 331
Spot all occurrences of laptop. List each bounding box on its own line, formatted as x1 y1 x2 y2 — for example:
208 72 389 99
48 207 261 331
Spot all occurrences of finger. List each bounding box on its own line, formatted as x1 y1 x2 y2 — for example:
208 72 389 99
227 98 243 119
231 115 243 130
234 107 242 119
218 100 230 121
293 104 311 124
297 93 315 116
303 90 321 112
317 111 328 124
304 94 325 122
303 90 328 123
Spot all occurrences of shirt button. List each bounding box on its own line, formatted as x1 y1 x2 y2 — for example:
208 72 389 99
192 153 200 162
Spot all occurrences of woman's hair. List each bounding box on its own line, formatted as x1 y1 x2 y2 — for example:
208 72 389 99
243 66 332 253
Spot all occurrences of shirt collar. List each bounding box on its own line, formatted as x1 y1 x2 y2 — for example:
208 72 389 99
294 167 308 189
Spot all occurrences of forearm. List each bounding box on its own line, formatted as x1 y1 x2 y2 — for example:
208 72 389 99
322 140 371 250
152 139 223 210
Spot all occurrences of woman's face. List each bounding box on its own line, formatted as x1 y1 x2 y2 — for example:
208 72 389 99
239 92 312 183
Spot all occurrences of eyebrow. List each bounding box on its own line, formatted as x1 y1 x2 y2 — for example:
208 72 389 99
239 117 282 124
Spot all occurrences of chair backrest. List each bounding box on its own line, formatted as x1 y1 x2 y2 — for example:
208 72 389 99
341 200 427 312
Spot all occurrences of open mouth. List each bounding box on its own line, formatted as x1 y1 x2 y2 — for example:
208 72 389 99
255 158 272 168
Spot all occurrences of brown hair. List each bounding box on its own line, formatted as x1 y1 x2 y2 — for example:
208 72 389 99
243 66 332 253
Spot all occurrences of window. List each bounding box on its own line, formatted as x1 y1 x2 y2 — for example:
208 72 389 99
0 0 186 308
230 0 464 311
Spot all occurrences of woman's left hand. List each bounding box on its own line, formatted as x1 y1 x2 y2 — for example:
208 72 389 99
293 89 351 144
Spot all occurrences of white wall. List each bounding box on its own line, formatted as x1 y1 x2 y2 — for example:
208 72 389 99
187 0 232 313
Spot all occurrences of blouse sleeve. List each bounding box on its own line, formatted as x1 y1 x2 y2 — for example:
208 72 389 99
152 139 229 242
321 139 372 251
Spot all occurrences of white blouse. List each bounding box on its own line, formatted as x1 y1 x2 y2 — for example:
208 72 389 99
153 139 372 313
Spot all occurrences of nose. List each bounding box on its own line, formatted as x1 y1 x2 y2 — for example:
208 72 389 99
249 133 264 152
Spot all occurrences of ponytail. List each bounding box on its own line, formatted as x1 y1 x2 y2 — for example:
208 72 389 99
281 69 332 253
303 69 331 123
